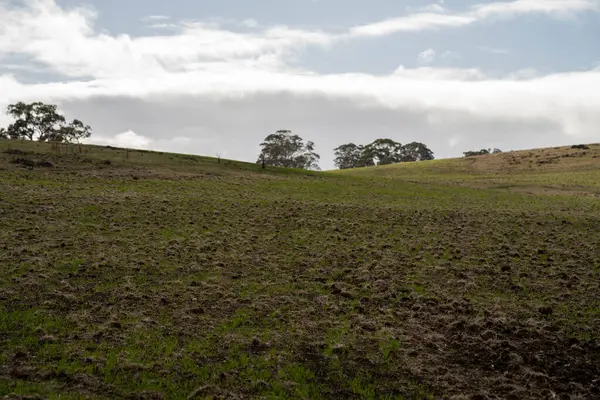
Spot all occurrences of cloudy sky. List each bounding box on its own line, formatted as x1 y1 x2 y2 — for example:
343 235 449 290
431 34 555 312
1 0 599 169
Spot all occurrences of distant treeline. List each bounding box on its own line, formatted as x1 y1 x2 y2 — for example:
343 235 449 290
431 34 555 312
254 131 435 171
463 148 502 157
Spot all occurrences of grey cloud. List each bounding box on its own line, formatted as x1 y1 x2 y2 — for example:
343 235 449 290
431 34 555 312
61 92 570 170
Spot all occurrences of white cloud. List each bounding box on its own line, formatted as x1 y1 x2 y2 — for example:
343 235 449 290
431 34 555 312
1 0 596 81
392 66 486 80
350 0 599 37
351 13 475 36
0 0 333 79
418 49 437 64
416 48 459 64
87 130 199 154
148 23 178 30
472 0 599 19
89 130 152 149
5 65 598 159
142 15 170 22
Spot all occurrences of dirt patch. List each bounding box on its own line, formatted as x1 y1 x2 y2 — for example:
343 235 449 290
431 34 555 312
446 316 600 398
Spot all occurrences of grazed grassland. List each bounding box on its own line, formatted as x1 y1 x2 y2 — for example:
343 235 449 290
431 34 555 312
343 144 600 193
1 141 599 399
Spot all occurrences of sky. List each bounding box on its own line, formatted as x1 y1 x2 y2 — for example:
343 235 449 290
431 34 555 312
0 0 599 169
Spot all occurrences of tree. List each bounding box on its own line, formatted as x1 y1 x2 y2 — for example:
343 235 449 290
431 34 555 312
333 139 435 169
6 102 65 141
57 119 92 143
0 128 7 140
257 130 320 170
334 143 369 169
492 148 503 154
401 142 435 162
3 101 92 143
362 138 403 165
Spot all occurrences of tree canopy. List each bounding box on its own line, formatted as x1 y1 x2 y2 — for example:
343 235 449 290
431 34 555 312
257 130 320 170
463 149 493 157
2 102 92 143
401 141 435 162
333 143 373 169
362 139 404 165
334 139 435 169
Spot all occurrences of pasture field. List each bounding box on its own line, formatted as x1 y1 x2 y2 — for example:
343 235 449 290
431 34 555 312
1 140 599 399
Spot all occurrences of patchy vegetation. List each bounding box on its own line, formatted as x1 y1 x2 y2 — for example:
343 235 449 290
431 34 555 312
1 141 600 399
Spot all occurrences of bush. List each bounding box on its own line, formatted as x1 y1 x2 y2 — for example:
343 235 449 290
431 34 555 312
10 158 54 168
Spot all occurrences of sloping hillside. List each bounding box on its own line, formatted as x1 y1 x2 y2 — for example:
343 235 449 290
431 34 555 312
340 143 600 195
1 140 599 399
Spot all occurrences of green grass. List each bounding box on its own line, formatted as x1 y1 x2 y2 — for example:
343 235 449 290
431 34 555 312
1 140 599 399
338 143 600 192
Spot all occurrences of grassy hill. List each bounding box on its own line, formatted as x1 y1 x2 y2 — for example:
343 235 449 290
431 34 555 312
340 143 600 194
1 140 599 399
